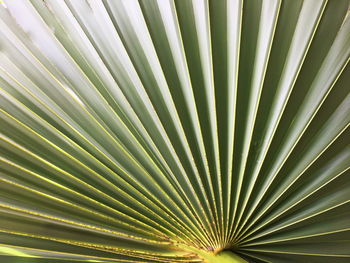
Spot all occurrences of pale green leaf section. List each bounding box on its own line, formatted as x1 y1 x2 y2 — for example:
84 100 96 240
0 0 349 262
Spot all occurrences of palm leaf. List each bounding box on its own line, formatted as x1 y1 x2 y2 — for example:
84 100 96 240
0 0 349 262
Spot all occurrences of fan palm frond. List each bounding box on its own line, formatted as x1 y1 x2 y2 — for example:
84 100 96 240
0 0 349 262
